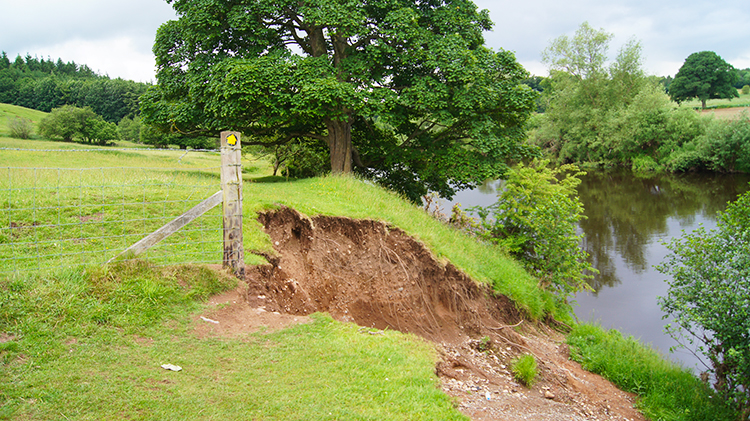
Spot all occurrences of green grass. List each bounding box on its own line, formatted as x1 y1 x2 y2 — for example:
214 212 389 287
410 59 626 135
567 323 738 421
1 261 465 420
3 132 733 420
679 89 750 110
0 137 537 419
0 137 275 275
1 137 553 319
510 354 538 387
0 145 227 274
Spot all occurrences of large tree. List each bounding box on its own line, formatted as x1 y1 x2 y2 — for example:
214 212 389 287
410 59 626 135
534 22 647 163
669 51 739 109
141 0 538 200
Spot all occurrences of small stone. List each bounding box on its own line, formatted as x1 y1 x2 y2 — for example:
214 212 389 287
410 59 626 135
544 390 555 400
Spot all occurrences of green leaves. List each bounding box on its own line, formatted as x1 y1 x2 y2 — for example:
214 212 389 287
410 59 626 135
472 160 595 300
669 51 739 108
534 22 655 167
143 0 537 199
656 189 750 414
38 105 117 145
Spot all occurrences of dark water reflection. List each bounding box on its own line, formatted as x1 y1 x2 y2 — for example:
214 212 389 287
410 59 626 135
444 170 750 371
578 170 750 292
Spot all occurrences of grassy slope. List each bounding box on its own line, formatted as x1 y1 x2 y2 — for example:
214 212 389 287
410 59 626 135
241 175 554 319
0 104 48 138
1 263 465 420
568 324 737 421
1 137 552 319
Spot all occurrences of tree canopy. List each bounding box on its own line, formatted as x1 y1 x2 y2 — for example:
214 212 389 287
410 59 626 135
532 22 652 164
141 0 538 201
669 51 739 109
38 105 118 145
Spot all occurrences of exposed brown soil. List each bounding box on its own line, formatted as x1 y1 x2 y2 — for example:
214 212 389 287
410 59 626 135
700 106 750 119
196 206 646 421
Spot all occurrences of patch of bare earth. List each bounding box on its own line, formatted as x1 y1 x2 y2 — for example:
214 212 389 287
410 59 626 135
700 106 750 119
198 206 646 421
194 286 311 338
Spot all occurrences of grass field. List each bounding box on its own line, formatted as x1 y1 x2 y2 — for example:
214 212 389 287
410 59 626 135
1 106 740 420
1 262 467 420
680 89 750 112
0 138 229 274
0 104 47 138
699 106 750 120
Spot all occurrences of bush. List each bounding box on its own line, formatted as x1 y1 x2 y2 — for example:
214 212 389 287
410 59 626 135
663 144 704 172
117 116 141 143
697 116 750 172
631 155 661 173
82 118 118 145
38 105 116 145
7 116 33 139
285 139 330 179
665 115 750 173
605 82 674 163
656 189 750 418
742 85 750 95
511 354 538 387
472 160 595 299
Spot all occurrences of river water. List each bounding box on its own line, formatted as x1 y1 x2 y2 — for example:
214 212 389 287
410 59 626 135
444 169 750 372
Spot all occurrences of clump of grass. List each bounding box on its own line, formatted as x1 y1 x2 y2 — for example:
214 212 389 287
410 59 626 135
568 323 738 421
0 261 236 351
511 353 538 387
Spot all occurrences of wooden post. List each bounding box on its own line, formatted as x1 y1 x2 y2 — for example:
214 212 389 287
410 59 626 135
221 131 245 279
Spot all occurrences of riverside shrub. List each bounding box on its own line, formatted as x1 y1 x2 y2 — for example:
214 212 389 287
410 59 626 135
656 189 750 418
472 160 595 300
665 115 750 173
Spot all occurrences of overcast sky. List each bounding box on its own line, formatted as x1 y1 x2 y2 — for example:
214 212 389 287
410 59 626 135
2 0 749 83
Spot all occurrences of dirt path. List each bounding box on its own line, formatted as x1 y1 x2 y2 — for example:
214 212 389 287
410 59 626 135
197 207 646 421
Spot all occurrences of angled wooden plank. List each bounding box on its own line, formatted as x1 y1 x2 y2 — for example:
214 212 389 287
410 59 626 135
107 190 223 263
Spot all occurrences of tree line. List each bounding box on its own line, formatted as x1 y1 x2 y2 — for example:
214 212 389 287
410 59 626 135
530 23 750 174
0 52 147 123
0 52 215 148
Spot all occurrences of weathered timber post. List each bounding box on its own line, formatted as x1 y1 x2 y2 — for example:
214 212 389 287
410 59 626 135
221 131 245 279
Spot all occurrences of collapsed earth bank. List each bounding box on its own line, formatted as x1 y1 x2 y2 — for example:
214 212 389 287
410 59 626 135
206 206 645 420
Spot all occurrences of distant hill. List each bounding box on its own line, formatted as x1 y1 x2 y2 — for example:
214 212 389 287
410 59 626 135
0 103 48 137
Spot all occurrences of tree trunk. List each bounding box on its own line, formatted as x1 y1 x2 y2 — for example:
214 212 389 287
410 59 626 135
701 99 707 109
326 117 352 174
308 26 353 174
